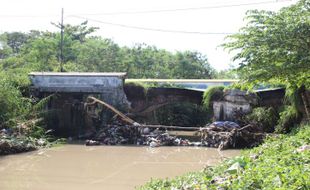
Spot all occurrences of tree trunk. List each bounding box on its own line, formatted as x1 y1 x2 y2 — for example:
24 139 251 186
300 86 310 121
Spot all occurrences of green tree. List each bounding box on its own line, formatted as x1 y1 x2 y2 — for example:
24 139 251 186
74 37 122 72
174 51 215 79
4 32 29 54
223 0 310 119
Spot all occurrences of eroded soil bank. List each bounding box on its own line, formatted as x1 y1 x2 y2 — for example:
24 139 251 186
0 145 240 190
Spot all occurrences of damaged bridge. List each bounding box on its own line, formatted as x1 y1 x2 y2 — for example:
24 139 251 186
29 72 129 137
29 72 205 136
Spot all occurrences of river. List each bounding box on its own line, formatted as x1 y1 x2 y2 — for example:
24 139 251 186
0 145 240 190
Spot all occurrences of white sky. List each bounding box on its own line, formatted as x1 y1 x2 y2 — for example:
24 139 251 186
0 0 297 70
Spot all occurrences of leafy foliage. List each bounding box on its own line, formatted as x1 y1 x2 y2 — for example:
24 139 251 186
245 107 278 132
0 72 30 126
276 106 301 133
0 22 215 79
223 0 310 89
202 86 225 109
223 0 310 121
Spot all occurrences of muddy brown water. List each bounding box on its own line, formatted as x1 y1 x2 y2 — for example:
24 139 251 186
0 145 240 190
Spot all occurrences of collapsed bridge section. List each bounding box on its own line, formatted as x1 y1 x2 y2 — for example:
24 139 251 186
29 72 129 136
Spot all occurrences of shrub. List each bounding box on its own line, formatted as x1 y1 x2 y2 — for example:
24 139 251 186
202 86 225 109
0 78 31 127
123 82 147 100
275 105 301 133
245 107 278 132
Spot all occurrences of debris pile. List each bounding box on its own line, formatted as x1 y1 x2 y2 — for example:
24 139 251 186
0 128 49 155
85 124 198 147
0 129 37 155
200 121 267 150
143 132 194 147
0 138 36 155
85 122 268 149
86 125 139 146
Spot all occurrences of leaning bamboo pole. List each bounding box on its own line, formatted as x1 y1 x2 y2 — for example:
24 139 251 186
86 96 137 125
86 96 203 131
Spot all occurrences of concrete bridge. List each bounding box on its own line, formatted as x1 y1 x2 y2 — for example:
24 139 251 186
29 72 129 136
28 72 211 135
126 79 237 91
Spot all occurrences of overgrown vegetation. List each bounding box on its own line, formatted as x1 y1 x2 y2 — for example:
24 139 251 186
0 70 60 155
125 81 184 91
138 124 310 190
245 107 278 132
275 87 304 133
276 106 301 133
202 86 225 109
0 71 31 128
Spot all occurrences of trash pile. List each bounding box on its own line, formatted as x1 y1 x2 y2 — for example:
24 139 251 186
86 125 139 146
0 129 37 155
85 125 201 147
143 132 197 147
85 121 267 149
200 121 267 150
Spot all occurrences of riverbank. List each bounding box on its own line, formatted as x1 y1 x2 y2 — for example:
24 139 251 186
0 135 37 155
138 124 310 189
0 129 65 156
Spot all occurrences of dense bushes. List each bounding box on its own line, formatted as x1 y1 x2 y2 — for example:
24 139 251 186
138 124 310 189
245 107 278 132
0 72 31 127
276 106 301 133
0 71 50 138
